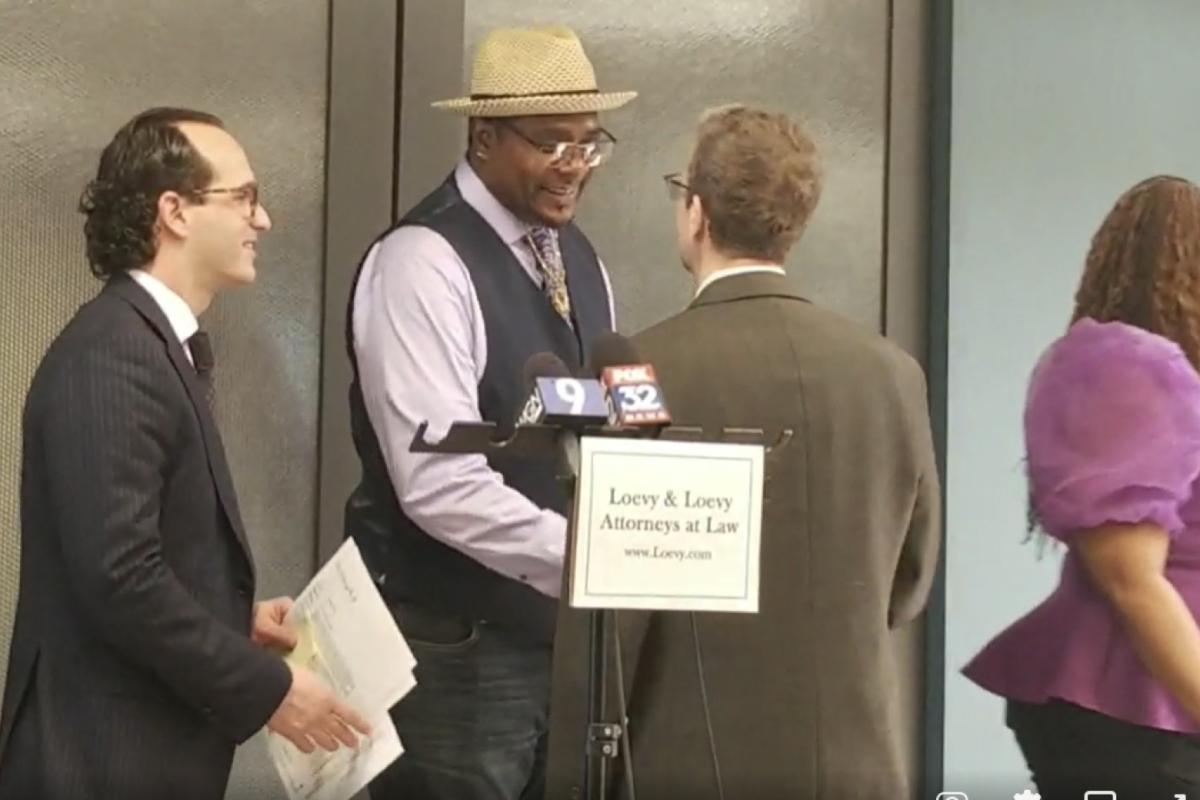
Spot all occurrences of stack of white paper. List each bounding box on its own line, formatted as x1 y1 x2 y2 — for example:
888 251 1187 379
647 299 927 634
268 539 417 800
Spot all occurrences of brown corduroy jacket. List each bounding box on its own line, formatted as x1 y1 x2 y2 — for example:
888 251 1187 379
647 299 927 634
546 271 941 800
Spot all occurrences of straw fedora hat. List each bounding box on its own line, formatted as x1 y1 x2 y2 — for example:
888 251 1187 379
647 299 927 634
432 25 637 117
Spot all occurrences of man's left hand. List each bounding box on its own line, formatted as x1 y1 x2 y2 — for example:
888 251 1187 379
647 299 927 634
253 596 298 652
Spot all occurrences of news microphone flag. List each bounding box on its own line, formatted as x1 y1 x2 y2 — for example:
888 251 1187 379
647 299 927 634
600 363 672 427
517 377 609 427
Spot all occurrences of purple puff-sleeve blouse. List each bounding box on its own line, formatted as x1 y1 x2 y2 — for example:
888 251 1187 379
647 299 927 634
963 318 1200 732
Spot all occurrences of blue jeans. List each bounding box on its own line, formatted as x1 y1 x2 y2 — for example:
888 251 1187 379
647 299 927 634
369 602 552 800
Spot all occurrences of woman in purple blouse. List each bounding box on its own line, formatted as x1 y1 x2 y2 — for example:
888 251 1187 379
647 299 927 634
964 175 1200 797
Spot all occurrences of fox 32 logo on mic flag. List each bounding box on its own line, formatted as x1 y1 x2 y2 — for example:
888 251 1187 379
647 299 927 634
602 364 672 426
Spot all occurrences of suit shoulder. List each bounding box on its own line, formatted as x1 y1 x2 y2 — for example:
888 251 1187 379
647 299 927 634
34 291 163 384
791 302 923 373
60 290 154 345
632 310 692 354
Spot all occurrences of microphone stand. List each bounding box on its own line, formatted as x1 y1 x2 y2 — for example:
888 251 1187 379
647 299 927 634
551 445 618 800
410 420 791 800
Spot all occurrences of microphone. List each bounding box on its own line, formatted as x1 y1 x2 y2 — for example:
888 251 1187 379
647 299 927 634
514 352 606 481
516 352 571 426
516 352 609 428
585 333 673 428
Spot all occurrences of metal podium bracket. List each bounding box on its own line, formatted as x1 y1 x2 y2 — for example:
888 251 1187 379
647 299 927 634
409 420 561 457
409 420 794 457
587 722 623 758
654 426 794 453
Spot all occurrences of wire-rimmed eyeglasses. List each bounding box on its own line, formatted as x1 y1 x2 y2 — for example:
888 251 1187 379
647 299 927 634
191 183 260 216
497 120 617 168
663 173 691 202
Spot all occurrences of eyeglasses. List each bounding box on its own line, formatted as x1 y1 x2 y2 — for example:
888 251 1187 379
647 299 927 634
191 183 259 217
663 173 691 201
497 120 617 168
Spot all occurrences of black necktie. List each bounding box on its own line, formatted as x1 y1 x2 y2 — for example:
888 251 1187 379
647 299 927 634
187 330 215 410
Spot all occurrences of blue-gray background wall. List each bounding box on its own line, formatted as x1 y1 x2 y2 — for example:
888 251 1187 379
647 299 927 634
943 0 1200 793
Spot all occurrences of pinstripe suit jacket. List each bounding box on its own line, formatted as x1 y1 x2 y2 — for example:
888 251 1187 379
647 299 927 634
0 275 291 800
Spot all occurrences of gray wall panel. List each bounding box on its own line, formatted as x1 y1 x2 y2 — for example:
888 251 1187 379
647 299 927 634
459 0 888 333
397 1 467 214
0 2 330 797
885 2 934 796
318 0 399 564
399 0 888 332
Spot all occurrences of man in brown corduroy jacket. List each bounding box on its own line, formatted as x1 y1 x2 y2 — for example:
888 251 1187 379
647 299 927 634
548 104 941 800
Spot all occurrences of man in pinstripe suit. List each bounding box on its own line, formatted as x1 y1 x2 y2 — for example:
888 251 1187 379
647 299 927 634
0 108 368 800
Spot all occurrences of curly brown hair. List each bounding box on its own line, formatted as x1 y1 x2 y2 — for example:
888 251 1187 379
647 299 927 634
686 104 822 263
79 107 224 279
1072 175 1200 367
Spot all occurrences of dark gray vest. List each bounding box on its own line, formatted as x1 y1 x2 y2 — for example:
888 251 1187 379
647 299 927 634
344 174 612 644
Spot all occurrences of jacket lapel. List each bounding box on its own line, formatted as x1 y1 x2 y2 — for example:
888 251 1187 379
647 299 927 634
106 276 255 573
688 271 810 310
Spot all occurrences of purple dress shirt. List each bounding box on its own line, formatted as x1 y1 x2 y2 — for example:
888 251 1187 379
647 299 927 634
964 318 1200 732
351 160 615 599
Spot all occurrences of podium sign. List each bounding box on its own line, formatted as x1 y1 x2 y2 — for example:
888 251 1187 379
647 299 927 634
569 436 763 613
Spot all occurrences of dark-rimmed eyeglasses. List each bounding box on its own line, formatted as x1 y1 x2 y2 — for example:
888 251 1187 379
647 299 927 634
663 173 691 202
497 120 617 168
190 183 259 217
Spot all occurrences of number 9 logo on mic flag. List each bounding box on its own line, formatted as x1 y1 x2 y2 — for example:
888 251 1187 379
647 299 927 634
553 378 588 414
526 377 609 426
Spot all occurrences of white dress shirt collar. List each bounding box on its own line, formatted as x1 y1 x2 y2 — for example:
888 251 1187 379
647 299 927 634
127 269 200 352
455 160 533 247
694 265 787 299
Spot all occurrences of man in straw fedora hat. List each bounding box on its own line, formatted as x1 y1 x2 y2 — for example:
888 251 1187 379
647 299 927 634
342 24 635 800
